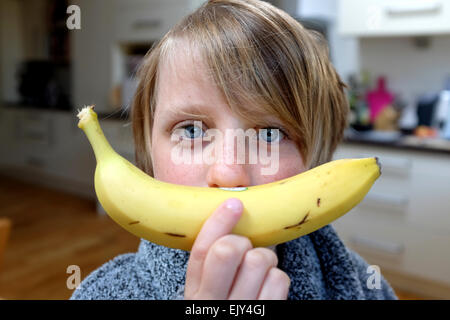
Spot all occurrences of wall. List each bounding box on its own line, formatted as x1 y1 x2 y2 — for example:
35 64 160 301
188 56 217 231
0 0 25 103
70 0 115 113
297 0 450 104
360 35 450 106
21 0 49 60
0 0 50 103
296 0 360 83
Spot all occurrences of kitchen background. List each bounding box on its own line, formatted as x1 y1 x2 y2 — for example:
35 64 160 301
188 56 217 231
0 0 449 300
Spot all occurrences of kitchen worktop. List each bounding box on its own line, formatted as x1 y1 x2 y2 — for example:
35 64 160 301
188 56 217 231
2 102 130 120
3 103 450 155
343 129 450 155
94 107 450 155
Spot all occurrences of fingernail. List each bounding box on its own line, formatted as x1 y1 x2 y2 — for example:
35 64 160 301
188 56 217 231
225 198 243 215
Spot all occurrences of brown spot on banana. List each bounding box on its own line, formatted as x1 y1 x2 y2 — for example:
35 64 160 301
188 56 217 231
284 212 310 230
165 232 186 238
128 221 140 225
317 198 321 207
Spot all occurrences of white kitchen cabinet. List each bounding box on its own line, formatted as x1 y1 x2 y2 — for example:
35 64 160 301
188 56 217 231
332 142 450 298
100 117 135 162
0 106 97 199
71 0 205 115
338 0 450 37
113 0 204 42
0 105 136 203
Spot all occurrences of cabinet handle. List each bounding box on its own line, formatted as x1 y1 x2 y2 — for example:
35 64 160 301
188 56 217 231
132 19 162 29
349 235 405 255
385 0 442 15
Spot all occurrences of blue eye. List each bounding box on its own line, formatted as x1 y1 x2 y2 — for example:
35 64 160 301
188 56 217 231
258 127 285 143
181 124 205 140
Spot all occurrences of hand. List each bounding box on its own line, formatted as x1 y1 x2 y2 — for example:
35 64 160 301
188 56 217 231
184 198 291 300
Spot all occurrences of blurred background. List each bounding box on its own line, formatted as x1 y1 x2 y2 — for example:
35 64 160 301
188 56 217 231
0 0 449 300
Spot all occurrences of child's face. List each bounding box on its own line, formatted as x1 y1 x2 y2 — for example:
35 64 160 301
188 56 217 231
151 45 305 188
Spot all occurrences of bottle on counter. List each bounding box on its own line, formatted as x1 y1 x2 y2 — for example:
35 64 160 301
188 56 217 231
398 103 418 135
366 76 394 123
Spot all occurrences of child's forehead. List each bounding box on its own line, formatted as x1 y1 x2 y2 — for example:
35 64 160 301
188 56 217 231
156 37 292 129
159 100 286 129
160 38 210 77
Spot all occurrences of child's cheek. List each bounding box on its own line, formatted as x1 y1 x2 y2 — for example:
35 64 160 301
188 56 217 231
252 148 306 185
156 161 205 186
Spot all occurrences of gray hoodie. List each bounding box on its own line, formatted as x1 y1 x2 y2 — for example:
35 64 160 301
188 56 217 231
70 224 398 300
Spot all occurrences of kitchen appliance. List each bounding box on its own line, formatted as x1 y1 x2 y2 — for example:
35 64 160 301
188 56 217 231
17 60 71 110
398 103 418 134
416 93 439 127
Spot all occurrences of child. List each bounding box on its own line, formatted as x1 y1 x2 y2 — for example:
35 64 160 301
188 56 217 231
71 0 397 300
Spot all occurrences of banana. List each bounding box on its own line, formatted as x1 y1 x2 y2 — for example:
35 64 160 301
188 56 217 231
77 105 381 251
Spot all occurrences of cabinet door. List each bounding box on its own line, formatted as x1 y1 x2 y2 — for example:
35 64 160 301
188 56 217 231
101 119 135 163
333 143 450 294
334 145 413 223
333 211 450 287
0 108 54 168
0 107 97 197
338 0 450 37
113 0 196 42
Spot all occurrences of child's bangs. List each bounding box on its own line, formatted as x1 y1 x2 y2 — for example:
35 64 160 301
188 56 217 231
163 4 297 132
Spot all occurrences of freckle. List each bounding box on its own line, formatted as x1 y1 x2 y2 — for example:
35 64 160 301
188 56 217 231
317 198 321 207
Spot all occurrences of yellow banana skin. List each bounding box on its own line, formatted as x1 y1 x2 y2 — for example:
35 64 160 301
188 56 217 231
77 105 381 251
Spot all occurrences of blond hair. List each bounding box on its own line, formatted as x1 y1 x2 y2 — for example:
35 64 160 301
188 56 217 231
131 0 348 177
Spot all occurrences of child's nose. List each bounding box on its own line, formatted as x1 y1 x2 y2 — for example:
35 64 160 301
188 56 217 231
206 162 250 188
206 129 251 188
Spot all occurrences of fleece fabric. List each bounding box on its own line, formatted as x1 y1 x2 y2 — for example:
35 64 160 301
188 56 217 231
70 225 398 300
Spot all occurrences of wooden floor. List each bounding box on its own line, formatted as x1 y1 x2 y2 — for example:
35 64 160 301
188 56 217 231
0 175 140 300
0 175 424 300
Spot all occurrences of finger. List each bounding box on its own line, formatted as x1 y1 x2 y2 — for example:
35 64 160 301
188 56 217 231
228 248 278 300
196 234 253 299
257 268 291 300
184 198 243 298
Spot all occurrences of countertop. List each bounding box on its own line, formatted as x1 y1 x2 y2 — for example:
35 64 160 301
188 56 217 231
3 103 450 155
343 128 450 155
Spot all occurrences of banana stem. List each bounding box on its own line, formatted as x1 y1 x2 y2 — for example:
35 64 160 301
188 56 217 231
77 105 116 163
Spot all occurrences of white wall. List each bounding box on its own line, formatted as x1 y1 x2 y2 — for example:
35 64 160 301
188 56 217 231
297 0 450 106
296 0 360 83
70 0 115 113
360 36 450 106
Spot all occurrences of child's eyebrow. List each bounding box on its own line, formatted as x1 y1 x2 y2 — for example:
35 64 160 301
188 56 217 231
165 103 215 121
